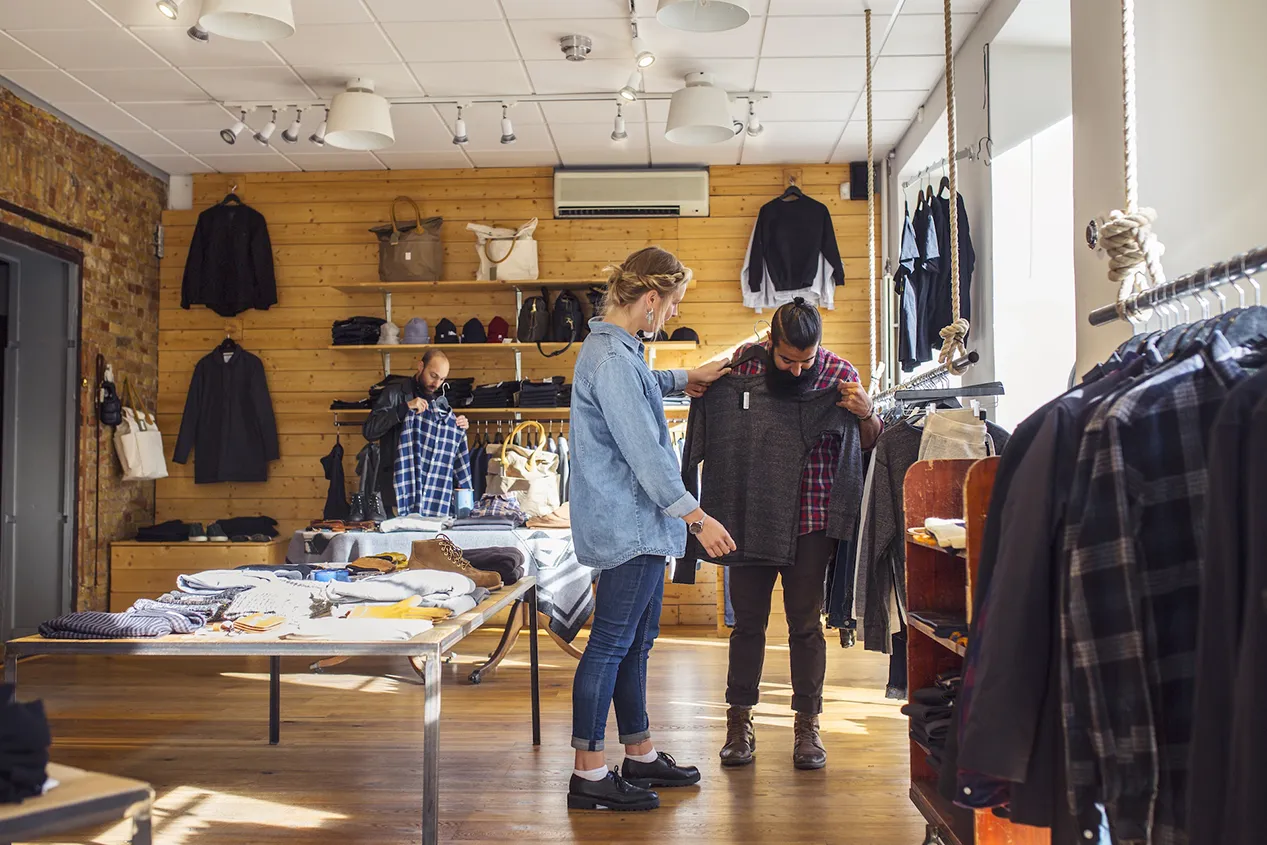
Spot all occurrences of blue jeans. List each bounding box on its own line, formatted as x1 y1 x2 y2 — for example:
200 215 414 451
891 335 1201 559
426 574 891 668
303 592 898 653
571 555 665 751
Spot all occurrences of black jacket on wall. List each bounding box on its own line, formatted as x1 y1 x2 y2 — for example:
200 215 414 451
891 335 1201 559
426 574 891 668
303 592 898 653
173 348 280 484
745 193 845 293
181 201 278 317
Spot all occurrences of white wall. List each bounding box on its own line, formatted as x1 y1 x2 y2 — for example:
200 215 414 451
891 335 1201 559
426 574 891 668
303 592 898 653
989 45 1072 155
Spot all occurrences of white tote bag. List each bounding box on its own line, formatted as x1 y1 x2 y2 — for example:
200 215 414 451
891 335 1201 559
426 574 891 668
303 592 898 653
467 218 539 281
114 382 168 481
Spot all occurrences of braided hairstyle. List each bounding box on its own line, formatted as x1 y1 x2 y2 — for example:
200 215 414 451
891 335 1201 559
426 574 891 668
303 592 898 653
600 246 693 317
770 296 822 351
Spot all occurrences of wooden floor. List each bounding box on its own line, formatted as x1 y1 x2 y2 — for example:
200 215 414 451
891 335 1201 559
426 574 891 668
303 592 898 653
12 627 925 845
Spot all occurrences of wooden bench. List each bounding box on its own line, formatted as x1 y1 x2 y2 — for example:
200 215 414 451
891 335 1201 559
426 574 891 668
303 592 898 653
0 763 154 845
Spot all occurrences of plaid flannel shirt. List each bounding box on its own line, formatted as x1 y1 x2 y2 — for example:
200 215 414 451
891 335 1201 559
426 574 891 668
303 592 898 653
394 406 473 519
1062 333 1247 845
731 342 860 535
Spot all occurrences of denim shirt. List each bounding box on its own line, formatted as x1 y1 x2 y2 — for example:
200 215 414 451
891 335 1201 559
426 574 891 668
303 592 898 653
570 318 697 569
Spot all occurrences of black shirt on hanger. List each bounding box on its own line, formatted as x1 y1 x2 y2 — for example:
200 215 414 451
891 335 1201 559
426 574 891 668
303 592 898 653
181 199 278 318
928 191 974 352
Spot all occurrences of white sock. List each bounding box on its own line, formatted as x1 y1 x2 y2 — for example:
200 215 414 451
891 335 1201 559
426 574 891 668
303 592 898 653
626 748 658 764
573 766 608 782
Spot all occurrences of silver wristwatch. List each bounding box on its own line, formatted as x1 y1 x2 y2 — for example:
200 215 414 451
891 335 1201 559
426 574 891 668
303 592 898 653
688 517 706 536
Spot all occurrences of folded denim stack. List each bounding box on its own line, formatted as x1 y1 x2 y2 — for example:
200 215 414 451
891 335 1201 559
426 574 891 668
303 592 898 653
444 377 475 408
519 378 570 408
0 684 51 804
901 671 961 773
330 398 371 410
332 316 387 346
470 381 519 408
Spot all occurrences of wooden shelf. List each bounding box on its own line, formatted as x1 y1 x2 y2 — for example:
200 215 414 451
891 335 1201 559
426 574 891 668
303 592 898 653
329 341 700 354
331 278 696 295
910 780 973 845
329 406 689 420
909 617 968 657
908 532 968 559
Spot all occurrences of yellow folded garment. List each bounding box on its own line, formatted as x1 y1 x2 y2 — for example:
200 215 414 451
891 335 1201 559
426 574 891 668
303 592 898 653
231 613 287 633
347 597 452 621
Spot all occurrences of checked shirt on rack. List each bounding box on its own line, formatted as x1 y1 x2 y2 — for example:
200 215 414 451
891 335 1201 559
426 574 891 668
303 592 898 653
393 404 473 519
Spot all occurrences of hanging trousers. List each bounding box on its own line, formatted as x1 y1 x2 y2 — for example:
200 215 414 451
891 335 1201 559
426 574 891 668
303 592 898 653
726 531 837 715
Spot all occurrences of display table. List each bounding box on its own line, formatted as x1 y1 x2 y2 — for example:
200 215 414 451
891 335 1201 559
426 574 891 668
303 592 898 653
0 764 154 845
5 579 540 845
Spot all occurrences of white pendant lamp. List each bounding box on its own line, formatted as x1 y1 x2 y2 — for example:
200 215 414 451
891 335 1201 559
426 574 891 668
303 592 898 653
665 73 739 146
198 0 294 41
325 78 394 151
656 0 750 33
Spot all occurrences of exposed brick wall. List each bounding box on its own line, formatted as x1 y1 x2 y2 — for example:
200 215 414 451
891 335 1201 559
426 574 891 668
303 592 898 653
0 86 166 611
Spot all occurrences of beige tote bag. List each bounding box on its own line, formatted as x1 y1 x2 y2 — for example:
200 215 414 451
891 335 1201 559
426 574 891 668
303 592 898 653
467 218 539 281
485 421 560 518
370 197 443 282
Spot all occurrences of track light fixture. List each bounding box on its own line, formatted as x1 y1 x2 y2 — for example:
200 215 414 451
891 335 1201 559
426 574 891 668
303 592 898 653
611 103 628 141
452 105 469 146
220 109 247 145
745 101 763 137
619 69 642 102
254 108 277 146
309 108 328 146
156 0 182 19
499 104 516 145
281 108 303 143
632 35 656 68
187 24 209 42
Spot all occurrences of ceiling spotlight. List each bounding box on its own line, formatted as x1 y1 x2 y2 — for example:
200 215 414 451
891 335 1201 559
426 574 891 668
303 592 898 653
452 105 469 146
745 101 764 137
220 109 247 145
560 34 593 62
187 24 209 42
326 78 394 150
499 104 516 145
666 72 738 146
656 0 750 32
611 103 628 141
309 108 328 145
156 0 182 20
199 0 295 42
281 108 303 143
619 69 642 102
254 108 277 146
631 35 655 68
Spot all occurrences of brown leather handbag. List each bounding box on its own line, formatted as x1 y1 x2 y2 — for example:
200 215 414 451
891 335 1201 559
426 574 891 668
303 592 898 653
369 197 443 282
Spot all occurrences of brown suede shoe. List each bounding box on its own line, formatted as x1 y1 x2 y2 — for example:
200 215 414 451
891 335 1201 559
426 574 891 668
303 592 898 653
408 535 503 591
719 705 755 767
792 713 826 770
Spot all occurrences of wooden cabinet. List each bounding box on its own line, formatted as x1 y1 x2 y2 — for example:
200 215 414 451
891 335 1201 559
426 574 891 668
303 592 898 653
109 539 289 612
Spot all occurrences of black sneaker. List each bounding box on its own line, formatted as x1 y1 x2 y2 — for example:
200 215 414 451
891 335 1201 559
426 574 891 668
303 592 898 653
188 523 207 542
567 771 659 811
207 522 229 542
620 752 701 789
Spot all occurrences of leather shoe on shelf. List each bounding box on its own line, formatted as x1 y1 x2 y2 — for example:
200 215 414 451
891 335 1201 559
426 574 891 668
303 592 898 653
620 752 700 789
367 492 388 523
408 535 503 591
792 712 827 770
567 771 659 812
719 705 755 767
348 493 367 523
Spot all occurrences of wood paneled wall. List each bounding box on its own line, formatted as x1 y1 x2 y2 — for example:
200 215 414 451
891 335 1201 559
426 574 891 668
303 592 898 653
156 165 880 625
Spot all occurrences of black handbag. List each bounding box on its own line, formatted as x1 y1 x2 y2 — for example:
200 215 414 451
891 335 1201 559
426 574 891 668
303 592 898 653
517 289 550 343
551 290 585 343
99 381 122 427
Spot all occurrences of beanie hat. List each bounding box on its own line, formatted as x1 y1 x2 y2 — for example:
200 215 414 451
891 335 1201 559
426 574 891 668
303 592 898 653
669 327 699 343
434 318 460 344
462 317 487 344
487 316 510 344
378 321 401 345
402 317 429 345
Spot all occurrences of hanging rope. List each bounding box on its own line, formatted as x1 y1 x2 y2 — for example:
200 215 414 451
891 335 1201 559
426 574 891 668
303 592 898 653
865 7 878 391
937 0 970 372
1100 0 1166 317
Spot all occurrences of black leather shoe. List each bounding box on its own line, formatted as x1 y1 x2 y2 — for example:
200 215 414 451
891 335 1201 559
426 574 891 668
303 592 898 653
567 771 659 811
620 752 701 788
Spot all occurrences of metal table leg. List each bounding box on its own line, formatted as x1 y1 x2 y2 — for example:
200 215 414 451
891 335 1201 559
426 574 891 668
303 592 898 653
421 645 442 845
528 586 540 746
131 808 153 845
269 656 280 746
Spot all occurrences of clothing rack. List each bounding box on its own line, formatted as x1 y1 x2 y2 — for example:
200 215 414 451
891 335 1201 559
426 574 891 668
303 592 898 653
873 350 980 402
1087 244 1267 326
892 381 1004 403
901 144 982 191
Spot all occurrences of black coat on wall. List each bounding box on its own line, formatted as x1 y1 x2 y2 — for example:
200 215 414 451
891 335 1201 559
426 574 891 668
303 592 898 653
173 347 280 484
180 200 277 317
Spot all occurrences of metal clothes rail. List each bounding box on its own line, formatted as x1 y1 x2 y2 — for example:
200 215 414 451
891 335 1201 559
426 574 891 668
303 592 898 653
873 350 979 402
1088 245 1267 326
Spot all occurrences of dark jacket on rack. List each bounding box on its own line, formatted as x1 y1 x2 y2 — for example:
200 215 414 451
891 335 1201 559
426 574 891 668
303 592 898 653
181 200 277 317
363 375 452 515
745 193 845 293
173 347 279 484
927 191 973 351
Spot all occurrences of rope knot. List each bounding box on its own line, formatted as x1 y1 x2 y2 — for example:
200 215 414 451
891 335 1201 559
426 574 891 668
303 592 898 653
1097 207 1166 317
938 318 971 373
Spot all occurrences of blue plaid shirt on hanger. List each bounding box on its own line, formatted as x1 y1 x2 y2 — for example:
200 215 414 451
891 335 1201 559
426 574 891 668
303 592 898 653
393 405 473 518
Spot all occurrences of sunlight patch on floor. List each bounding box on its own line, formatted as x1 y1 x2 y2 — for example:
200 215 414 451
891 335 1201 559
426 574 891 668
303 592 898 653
220 671 403 694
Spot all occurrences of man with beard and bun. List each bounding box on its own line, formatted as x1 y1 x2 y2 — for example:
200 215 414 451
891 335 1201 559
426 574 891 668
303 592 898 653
718 297 880 771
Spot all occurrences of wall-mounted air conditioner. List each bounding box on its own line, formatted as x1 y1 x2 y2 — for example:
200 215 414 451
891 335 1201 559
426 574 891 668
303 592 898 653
553 169 709 218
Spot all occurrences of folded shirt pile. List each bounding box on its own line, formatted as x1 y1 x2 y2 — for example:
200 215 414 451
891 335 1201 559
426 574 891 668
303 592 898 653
135 519 197 542
224 581 332 622
380 515 450 533
131 595 235 623
470 381 519 408
332 316 387 346
177 569 292 595
330 398 371 410
38 609 204 639
0 684 50 804
443 377 475 408
323 569 488 615
282 617 433 642
519 378 570 408
901 671 961 773
924 517 967 550
464 547 527 586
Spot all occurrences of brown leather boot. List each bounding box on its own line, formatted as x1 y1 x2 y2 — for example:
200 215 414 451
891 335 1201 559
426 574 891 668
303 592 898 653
792 713 826 770
719 705 755 767
408 535 502 591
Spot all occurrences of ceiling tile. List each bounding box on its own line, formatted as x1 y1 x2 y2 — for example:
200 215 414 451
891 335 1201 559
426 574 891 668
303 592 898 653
9 29 167 70
634 16 765 60
158 129 273 156
755 57 864 92
741 144 835 165
197 153 301 172
56 100 148 132
182 66 313 102
748 91 856 122
294 64 422 98
291 0 373 25
508 19 633 62
884 13 975 55
524 59 634 95
0 33 54 70
1 69 105 103
760 16 865 58
96 0 201 26
435 102 545 126
559 144 651 167
465 149 561 168
750 120 846 146
409 61 533 97
78 67 207 101
376 150 474 169
504 0 628 18
874 55 944 91
551 122 641 150
366 0 503 21
0 0 117 29
648 121 741 166
768 0 982 12
130 26 283 68
389 106 461 151
838 118 909 149
449 116 554 153
898 0 987 12
642 58 758 93
542 100 645 124
120 102 238 131
863 90 929 122
383 22 517 64
270 24 397 66
634 0 771 13
142 154 215 174
99 129 185 156
285 151 387 171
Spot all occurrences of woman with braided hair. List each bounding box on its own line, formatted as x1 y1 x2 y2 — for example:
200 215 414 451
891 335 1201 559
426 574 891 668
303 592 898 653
567 246 734 812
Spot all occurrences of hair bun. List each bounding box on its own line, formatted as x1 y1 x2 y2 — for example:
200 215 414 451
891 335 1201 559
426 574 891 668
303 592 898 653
793 296 806 306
